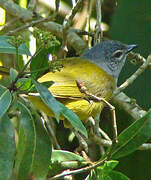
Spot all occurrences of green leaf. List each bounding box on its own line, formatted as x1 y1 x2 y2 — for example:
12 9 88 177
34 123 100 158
85 169 112 180
10 68 18 82
15 102 36 180
32 113 52 180
86 161 127 180
32 79 61 121
58 102 88 138
111 110 151 159
0 36 31 55
0 114 15 180
0 85 12 118
104 176 112 180
51 150 85 163
49 150 87 177
32 80 88 138
85 170 98 180
30 48 49 79
109 170 130 180
102 161 119 172
16 78 32 91
29 81 54 93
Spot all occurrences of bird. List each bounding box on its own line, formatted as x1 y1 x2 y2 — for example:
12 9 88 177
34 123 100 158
28 40 137 124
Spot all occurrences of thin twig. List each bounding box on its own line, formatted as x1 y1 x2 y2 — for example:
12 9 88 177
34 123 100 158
128 52 146 64
72 128 88 153
5 15 56 36
42 112 61 149
74 29 95 37
28 0 37 10
94 0 103 44
86 0 93 47
55 0 60 12
62 0 84 57
48 158 107 179
99 98 118 144
88 117 111 141
114 55 151 96
82 92 118 144
0 17 20 31
63 0 84 29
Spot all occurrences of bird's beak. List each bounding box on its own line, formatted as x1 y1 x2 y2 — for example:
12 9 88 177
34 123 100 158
126 44 138 54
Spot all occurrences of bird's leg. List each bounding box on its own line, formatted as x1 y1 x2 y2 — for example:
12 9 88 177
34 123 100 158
76 80 118 143
99 98 118 144
89 97 118 144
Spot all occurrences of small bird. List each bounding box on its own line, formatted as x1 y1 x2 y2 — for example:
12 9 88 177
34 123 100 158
28 40 137 123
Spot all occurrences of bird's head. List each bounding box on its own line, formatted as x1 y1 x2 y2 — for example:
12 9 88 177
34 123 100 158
82 40 137 81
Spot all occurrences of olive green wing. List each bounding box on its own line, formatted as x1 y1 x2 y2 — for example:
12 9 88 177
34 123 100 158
38 70 85 99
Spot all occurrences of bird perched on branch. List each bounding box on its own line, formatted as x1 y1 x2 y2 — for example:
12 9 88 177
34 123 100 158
28 40 137 124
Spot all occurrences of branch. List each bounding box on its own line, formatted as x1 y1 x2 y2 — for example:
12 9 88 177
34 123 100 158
28 0 37 10
95 0 103 43
48 158 107 180
0 0 33 21
0 0 88 55
112 92 146 120
5 15 56 36
114 55 151 95
62 0 84 56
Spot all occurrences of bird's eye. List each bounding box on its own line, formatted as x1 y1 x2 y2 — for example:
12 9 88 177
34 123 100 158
113 50 123 58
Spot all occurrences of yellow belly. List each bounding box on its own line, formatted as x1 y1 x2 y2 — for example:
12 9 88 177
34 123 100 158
28 96 104 121
28 57 115 122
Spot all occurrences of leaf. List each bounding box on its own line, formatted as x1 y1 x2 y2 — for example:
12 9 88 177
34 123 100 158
102 161 119 172
16 78 32 91
31 113 52 180
32 79 61 121
85 170 98 180
30 48 49 79
15 102 36 180
0 85 12 118
0 114 15 180
58 102 88 138
29 81 54 93
51 150 85 163
85 169 112 180
49 150 86 177
32 80 88 138
111 110 151 159
86 161 128 180
0 36 31 55
108 170 130 180
10 68 18 82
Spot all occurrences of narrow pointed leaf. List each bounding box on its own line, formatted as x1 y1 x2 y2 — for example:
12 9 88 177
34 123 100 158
30 48 49 79
51 150 85 162
32 113 52 180
58 102 88 138
10 68 18 82
15 102 36 180
0 85 12 118
32 79 61 121
16 78 32 91
32 80 88 138
111 110 151 159
0 114 15 180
